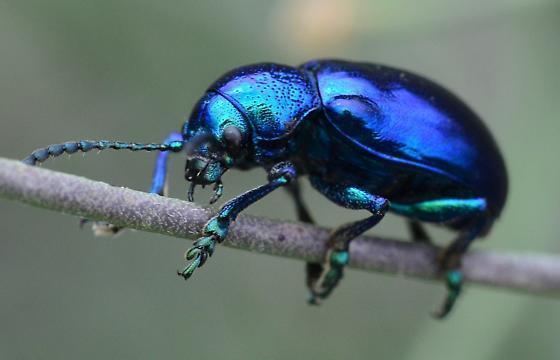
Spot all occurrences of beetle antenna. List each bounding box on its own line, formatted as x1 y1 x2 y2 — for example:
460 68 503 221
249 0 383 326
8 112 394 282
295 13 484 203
22 139 184 166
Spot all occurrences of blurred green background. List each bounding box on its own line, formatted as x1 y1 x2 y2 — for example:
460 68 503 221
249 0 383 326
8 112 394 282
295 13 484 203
1 0 559 359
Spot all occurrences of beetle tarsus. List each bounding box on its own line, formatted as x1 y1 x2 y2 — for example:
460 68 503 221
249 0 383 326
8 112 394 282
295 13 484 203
209 180 223 204
433 270 463 319
309 248 348 300
177 256 201 280
178 235 217 280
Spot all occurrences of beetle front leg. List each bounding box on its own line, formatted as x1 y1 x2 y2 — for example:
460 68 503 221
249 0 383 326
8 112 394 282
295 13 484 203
178 161 297 280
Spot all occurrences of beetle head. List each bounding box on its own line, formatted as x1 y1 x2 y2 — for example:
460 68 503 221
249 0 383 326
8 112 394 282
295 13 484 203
182 93 250 202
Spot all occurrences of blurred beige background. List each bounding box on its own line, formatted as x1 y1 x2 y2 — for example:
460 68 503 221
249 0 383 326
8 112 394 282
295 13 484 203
1 0 559 359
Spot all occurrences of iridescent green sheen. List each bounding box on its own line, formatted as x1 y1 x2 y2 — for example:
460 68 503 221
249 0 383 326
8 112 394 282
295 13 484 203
390 198 487 222
330 250 350 266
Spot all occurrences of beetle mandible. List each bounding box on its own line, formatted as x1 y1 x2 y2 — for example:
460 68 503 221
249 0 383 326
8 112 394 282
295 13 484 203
23 59 508 317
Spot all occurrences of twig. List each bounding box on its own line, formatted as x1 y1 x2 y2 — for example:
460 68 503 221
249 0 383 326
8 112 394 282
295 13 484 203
1 157 559 296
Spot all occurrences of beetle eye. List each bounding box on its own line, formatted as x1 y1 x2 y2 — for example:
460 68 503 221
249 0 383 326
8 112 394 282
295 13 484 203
222 125 242 150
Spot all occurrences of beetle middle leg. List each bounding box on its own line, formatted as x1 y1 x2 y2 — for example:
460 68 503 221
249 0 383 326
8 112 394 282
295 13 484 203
308 176 389 304
286 180 314 224
178 161 297 280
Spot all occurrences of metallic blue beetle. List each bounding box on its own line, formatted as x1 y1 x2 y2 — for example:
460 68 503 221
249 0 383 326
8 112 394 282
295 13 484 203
24 59 508 317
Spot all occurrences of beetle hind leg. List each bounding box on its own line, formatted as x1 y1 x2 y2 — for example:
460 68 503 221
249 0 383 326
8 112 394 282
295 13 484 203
434 219 488 318
392 197 489 317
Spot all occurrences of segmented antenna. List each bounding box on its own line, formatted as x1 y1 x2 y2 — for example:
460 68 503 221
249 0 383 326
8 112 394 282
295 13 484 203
22 140 184 165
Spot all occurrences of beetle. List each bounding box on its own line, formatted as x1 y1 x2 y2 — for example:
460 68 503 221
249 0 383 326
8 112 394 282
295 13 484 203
23 59 507 317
